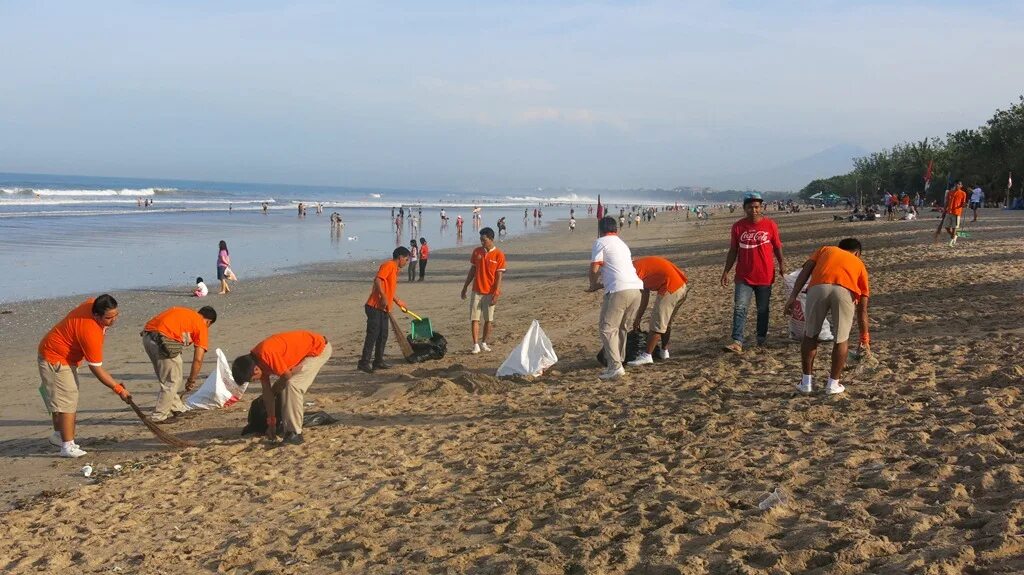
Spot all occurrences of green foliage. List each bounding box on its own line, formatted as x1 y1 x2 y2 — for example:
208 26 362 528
803 96 1024 204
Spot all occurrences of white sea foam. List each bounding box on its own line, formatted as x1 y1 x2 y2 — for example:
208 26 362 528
0 187 173 197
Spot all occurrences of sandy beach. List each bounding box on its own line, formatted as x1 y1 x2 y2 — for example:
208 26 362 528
1 207 1023 574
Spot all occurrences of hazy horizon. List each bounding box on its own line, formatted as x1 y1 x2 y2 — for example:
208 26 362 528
2 1 1021 191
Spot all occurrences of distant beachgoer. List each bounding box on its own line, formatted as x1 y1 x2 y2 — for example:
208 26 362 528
38 295 132 458
193 277 209 298
418 237 429 281
627 256 689 366
232 330 332 444
588 216 644 381
785 238 870 395
618 214 626 229
358 247 411 374
142 306 217 422
721 192 786 353
456 215 464 234
461 227 506 354
261 202 269 214
216 240 235 294
497 217 507 238
970 185 984 221
569 217 576 232
408 240 418 282
939 182 968 246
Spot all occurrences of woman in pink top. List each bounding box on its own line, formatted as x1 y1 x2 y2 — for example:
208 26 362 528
216 240 234 294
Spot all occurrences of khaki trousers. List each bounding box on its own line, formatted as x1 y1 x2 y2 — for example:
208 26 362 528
600 289 641 371
283 342 333 435
142 332 188 419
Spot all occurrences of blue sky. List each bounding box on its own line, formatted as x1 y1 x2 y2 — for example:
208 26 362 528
1 1 1022 190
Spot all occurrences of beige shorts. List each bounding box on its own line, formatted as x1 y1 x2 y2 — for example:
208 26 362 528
38 356 80 414
470 291 495 322
943 213 961 229
650 284 689 333
804 284 855 344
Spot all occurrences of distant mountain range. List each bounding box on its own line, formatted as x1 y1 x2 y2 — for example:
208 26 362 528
702 143 869 192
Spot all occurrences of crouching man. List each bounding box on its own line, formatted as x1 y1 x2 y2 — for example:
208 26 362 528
627 256 689 365
784 238 870 395
232 331 332 444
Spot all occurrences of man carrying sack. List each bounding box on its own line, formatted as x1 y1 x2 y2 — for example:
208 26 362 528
231 331 332 445
141 306 217 423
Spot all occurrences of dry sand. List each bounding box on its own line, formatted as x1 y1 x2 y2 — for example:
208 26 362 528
1 207 1023 574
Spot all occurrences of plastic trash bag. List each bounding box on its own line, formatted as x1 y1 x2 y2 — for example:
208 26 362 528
496 320 558 377
185 348 248 410
784 271 834 342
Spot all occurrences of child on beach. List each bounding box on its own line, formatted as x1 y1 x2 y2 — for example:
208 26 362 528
569 217 576 232
194 277 209 297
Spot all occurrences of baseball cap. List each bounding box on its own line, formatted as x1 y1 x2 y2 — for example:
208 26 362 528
742 192 763 205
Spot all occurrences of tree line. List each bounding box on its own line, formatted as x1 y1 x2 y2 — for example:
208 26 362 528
800 95 1024 204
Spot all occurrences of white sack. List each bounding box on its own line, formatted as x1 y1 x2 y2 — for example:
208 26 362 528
185 348 249 410
784 271 834 342
496 320 558 377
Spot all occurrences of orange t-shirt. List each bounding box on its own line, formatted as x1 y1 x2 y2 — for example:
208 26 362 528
470 246 507 294
38 298 106 367
808 246 870 300
945 189 967 216
419 243 429 260
901 196 910 205
144 307 210 350
632 256 687 295
252 330 327 376
366 260 399 311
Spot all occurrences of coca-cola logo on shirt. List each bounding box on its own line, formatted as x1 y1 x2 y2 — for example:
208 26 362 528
739 230 771 249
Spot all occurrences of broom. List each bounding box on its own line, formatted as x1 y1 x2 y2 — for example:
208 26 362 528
387 310 415 362
126 397 195 449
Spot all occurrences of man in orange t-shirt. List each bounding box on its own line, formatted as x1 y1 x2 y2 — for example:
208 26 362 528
627 256 689 366
785 238 870 396
231 330 332 444
940 181 968 246
358 247 411 374
141 306 217 422
461 227 507 354
37 294 132 458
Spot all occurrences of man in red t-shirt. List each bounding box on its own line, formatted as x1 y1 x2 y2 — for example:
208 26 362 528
461 227 507 353
231 330 332 444
358 247 411 373
37 294 132 458
720 192 786 353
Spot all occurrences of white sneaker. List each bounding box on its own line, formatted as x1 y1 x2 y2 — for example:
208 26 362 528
471 343 481 354
627 352 654 366
797 381 813 394
480 342 492 352
49 431 62 447
658 349 670 360
826 382 846 395
598 366 626 381
59 444 88 458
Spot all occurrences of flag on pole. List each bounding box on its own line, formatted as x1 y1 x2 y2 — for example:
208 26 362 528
596 195 603 220
923 159 933 192
1009 171 1014 191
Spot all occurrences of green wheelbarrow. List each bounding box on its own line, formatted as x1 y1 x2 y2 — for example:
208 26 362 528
402 308 434 341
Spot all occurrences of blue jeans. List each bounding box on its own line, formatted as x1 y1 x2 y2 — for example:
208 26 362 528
731 282 772 345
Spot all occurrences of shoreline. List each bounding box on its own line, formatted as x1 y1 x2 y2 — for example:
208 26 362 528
2 207 1023 573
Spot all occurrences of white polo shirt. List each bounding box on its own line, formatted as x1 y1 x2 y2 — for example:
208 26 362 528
591 233 644 293
971 187 984 203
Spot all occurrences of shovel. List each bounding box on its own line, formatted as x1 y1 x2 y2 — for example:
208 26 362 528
401 308 434 341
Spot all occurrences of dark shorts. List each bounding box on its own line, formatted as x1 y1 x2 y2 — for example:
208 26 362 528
217 266 226 280
969 202 981 210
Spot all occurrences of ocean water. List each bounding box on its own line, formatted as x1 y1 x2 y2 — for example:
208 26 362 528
0 173 593 303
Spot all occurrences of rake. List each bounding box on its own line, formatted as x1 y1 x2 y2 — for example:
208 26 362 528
126 398 195 449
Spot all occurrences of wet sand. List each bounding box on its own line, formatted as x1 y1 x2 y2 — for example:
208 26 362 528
1 208 1023 573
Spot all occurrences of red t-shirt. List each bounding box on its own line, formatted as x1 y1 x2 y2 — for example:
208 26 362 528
730 217 782 286
418 243 429 260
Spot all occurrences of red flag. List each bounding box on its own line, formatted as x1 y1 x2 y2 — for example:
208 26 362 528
924 160 933 184
596 195 604 219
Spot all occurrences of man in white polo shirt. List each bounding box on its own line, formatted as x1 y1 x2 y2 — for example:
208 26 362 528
587 216 644 380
